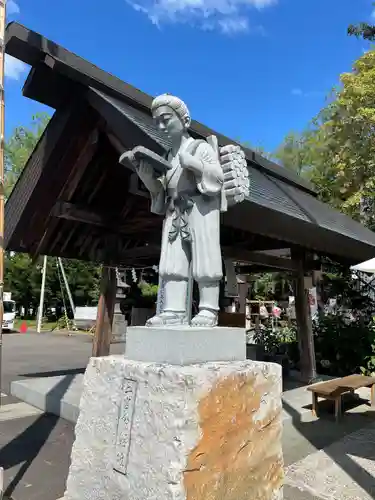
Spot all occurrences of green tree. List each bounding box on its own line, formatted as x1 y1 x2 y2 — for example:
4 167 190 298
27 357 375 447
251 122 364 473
311 49 375 222
5 112 50 198
275 47 375 225
59 259 101 308
274 131 314 177
348 1 375 42
4 253 43 314
4 253 101 318
348 23 375 41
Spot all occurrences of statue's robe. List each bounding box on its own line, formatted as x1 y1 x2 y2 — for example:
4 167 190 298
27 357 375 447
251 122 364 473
150 137 223 282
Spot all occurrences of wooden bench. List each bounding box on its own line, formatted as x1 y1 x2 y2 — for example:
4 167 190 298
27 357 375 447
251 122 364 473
307 374 375 421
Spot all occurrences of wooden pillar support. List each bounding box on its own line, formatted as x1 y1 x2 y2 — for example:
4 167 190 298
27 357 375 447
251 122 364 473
291 249 317 383
92 267 117 357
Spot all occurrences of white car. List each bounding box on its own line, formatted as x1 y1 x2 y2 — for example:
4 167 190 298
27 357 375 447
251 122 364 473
3 299 16 331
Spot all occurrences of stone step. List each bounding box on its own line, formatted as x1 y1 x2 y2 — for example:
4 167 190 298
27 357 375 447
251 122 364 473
11 374 83 424
0 402 43 422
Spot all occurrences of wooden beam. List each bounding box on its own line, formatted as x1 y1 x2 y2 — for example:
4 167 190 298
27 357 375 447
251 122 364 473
52 201 109 227
222 247 299 272
236 265 286 274
92 266 117 357
106 131 127 156
64 130 99 198
51 201 159 236
6 107 73 251
224 247 321 272
120 244 160 259
291 249 317 383
221 227 290 252
31 108 100 257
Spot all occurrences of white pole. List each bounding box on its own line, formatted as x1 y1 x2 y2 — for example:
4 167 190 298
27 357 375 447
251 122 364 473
57 257 75 316
0 0 7 409
37 255 47 333
0 466 3 500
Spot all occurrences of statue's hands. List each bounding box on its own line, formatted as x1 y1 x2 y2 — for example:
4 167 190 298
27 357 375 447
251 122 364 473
136 160 158 192
180 151 203 174
179 152 195 170
137 161 154 181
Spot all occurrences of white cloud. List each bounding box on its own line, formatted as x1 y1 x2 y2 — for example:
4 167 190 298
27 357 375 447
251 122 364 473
291 88 324 98
127 0 277 34
219 16 249 34
203 16 251 34
7 0 20 15
5 54 27 80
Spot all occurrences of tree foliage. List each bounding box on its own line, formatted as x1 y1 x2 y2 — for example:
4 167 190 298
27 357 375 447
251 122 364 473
275 47 375 226
272 39 375 375
4 253 101 317
348 23 375 41
273 131 315 177
348 2 375 41
5 113 50 198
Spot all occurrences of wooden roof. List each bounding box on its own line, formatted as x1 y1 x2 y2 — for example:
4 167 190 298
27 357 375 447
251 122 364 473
4 22 375 269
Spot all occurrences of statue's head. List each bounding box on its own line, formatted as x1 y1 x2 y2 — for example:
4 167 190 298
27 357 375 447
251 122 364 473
151 94 191 140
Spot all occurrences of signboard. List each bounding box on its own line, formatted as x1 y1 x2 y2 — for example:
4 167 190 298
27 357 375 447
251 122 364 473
114 378 137 475
309 287 318 318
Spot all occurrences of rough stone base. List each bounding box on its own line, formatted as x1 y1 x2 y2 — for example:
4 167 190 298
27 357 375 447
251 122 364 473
64 356 284 500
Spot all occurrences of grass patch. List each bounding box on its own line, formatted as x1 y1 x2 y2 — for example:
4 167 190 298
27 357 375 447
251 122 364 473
14 319 57 331
13 319 92 335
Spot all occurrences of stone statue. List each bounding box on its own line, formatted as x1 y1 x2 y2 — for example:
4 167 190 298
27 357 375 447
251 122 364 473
122 94 249 328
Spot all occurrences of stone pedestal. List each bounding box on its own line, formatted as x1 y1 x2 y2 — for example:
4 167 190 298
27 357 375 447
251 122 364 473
125 326 246 364
64 328 283 500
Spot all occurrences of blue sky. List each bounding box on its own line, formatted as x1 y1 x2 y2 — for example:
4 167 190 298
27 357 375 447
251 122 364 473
4 0 374 151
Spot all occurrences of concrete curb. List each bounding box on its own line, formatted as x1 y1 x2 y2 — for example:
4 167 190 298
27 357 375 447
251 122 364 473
11 374 83 424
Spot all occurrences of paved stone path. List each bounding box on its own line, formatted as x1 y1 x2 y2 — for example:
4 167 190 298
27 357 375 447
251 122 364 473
2 333 375 499
0 391 74 500
285 423 375 499
282 382 375 499
2 388 375 500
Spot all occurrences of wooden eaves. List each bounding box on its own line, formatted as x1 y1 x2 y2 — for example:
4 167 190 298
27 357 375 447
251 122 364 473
3 22 375 274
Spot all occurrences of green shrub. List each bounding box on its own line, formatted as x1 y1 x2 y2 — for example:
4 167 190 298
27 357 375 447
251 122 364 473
313 313 375 376
253 325 297 356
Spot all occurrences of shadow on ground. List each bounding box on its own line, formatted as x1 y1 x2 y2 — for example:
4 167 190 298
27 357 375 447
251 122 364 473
284 396 375 498
19 367 85 378
0 374 75 498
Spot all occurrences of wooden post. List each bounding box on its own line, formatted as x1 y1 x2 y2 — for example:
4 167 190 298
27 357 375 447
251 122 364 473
291 249 317 383
92 266 116 357
0 0 6 408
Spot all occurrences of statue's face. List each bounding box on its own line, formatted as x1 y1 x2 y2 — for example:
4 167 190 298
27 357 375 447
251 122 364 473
153 105 188 139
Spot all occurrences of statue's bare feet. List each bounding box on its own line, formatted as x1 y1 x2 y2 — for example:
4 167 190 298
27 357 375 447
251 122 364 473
146 312 186 327
191 309 218 327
